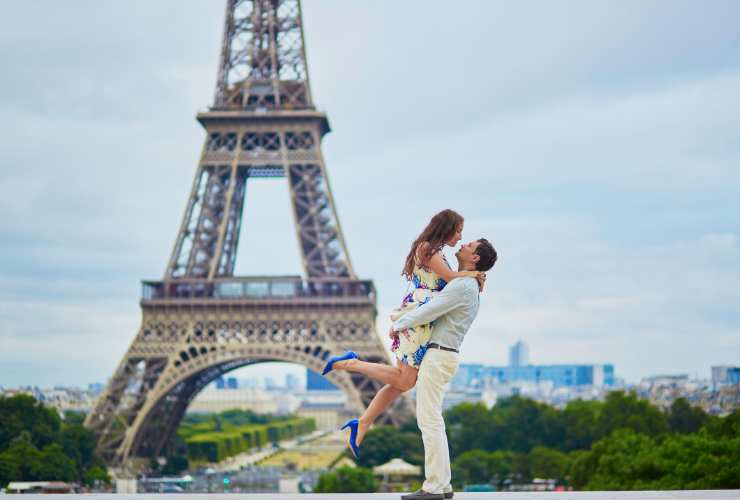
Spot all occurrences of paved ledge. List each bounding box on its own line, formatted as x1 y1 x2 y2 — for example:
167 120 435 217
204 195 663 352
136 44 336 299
17 491 739 499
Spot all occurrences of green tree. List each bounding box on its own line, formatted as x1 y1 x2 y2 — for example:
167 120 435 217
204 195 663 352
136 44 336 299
59 424 97 481
529 446 568 479
597 391 668 439
510 451 531 483
667 398 709 434
570 428 655 490
315 466 377 493
36 443 77 482
83 466 112 487
0 395 61 451
0 452 20 488
0 431 43 482
451 449 521 489
560 399 600 450
564 449 588 486
702 408 740 439
487 450 515 481
493 396 566 453
447 396 567 456
355 426 422 468
162 455 189 475
62 410 87 426
0 395 113 486
446 402 498 457
570 426 740 490
451 449 491 485
443 395 739 491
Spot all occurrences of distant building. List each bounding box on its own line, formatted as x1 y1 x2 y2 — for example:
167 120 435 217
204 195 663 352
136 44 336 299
295 401 353 430
454 340 614 389
88 382 105 394
509 340 529 367
450 364 476 390
642 374 689 385
453 363 615 389
438 389 498 411
187 387 277 414
273 393 301 414
240 378 258 389
285 374 301 392
712 365 740 388
631 372 740 416
306 369 338 391
265 377 277 390
213 376 238 390
0 386 98 413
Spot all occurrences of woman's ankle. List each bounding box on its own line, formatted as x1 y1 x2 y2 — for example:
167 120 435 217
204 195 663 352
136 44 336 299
338 358 358 371
356 418 370 444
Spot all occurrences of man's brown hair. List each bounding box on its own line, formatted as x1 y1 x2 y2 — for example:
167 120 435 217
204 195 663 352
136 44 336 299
475 238 497 272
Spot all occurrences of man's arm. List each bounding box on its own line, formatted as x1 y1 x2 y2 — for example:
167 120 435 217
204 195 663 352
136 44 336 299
392 279 472 332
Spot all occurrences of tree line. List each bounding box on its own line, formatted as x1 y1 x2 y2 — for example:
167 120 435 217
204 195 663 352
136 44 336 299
181 415 316 463
3 391 737 491
0 395 110 488
319 391 739 491
150 409 317 474
0 399 319 485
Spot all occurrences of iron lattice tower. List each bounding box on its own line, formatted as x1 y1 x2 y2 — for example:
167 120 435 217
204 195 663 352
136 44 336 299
85 0 412 466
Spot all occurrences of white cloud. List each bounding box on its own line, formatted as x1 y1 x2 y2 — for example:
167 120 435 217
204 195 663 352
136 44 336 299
1 1 739 387
455 228 740 380
0 299 138 386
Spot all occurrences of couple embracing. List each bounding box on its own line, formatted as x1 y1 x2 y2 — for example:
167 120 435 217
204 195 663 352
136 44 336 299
322 209 498 500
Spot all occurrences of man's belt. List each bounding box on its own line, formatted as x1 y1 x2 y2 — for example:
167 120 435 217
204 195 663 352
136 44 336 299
427 342 459 354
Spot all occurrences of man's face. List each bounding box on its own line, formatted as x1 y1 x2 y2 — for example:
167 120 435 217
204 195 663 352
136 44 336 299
455 240 481 266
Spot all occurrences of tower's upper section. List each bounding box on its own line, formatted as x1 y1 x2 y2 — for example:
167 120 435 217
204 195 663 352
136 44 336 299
213 0 314 111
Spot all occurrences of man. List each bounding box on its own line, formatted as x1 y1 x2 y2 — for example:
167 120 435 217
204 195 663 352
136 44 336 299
393 238 497 500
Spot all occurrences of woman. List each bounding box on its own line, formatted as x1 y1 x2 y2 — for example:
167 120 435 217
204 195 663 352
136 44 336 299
321 209 485 458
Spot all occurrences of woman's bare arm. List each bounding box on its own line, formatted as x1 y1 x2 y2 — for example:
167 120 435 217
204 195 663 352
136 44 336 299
424 249 480 283
415 242 486 291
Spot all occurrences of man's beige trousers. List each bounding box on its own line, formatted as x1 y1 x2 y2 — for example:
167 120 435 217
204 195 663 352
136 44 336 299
416 348 460 494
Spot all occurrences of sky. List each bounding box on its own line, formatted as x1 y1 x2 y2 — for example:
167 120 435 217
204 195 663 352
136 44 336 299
0 1 739 389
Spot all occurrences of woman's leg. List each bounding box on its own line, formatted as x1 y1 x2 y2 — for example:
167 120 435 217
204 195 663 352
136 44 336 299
342 362 419 445
333 358 418 392
356 384 403 445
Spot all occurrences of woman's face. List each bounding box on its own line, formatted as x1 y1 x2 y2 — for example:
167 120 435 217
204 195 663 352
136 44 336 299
446 221 464 247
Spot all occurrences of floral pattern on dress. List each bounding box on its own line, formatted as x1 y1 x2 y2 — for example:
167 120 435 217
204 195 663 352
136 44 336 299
389 254 450 368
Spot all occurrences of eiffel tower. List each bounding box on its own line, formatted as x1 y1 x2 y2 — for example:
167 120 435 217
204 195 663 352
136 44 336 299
84 0 412 466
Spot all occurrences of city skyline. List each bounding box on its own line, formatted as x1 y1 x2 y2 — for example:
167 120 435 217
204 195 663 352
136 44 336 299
1 1 739 388
2 344 730 391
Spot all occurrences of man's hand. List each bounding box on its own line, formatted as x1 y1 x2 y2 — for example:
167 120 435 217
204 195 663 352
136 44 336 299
458 270 487 292
476 272 487 292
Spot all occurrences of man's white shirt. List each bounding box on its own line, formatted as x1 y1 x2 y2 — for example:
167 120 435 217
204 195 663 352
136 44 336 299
391 276 480 351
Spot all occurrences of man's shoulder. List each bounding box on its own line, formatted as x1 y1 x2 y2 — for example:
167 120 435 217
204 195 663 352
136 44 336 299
462 278 480 298
447 277 479 297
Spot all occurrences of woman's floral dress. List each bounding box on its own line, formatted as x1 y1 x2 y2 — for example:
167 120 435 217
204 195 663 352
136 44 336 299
389 255 450 367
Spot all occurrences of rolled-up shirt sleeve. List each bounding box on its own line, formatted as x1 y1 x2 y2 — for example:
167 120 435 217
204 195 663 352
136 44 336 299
391 279 468 332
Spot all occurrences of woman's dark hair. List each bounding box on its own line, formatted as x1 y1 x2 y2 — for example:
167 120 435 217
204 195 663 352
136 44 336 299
402 209 464 280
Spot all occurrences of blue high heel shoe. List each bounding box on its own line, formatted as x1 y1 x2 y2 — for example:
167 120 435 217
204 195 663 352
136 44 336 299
341 418 361 459
322 350 358 376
